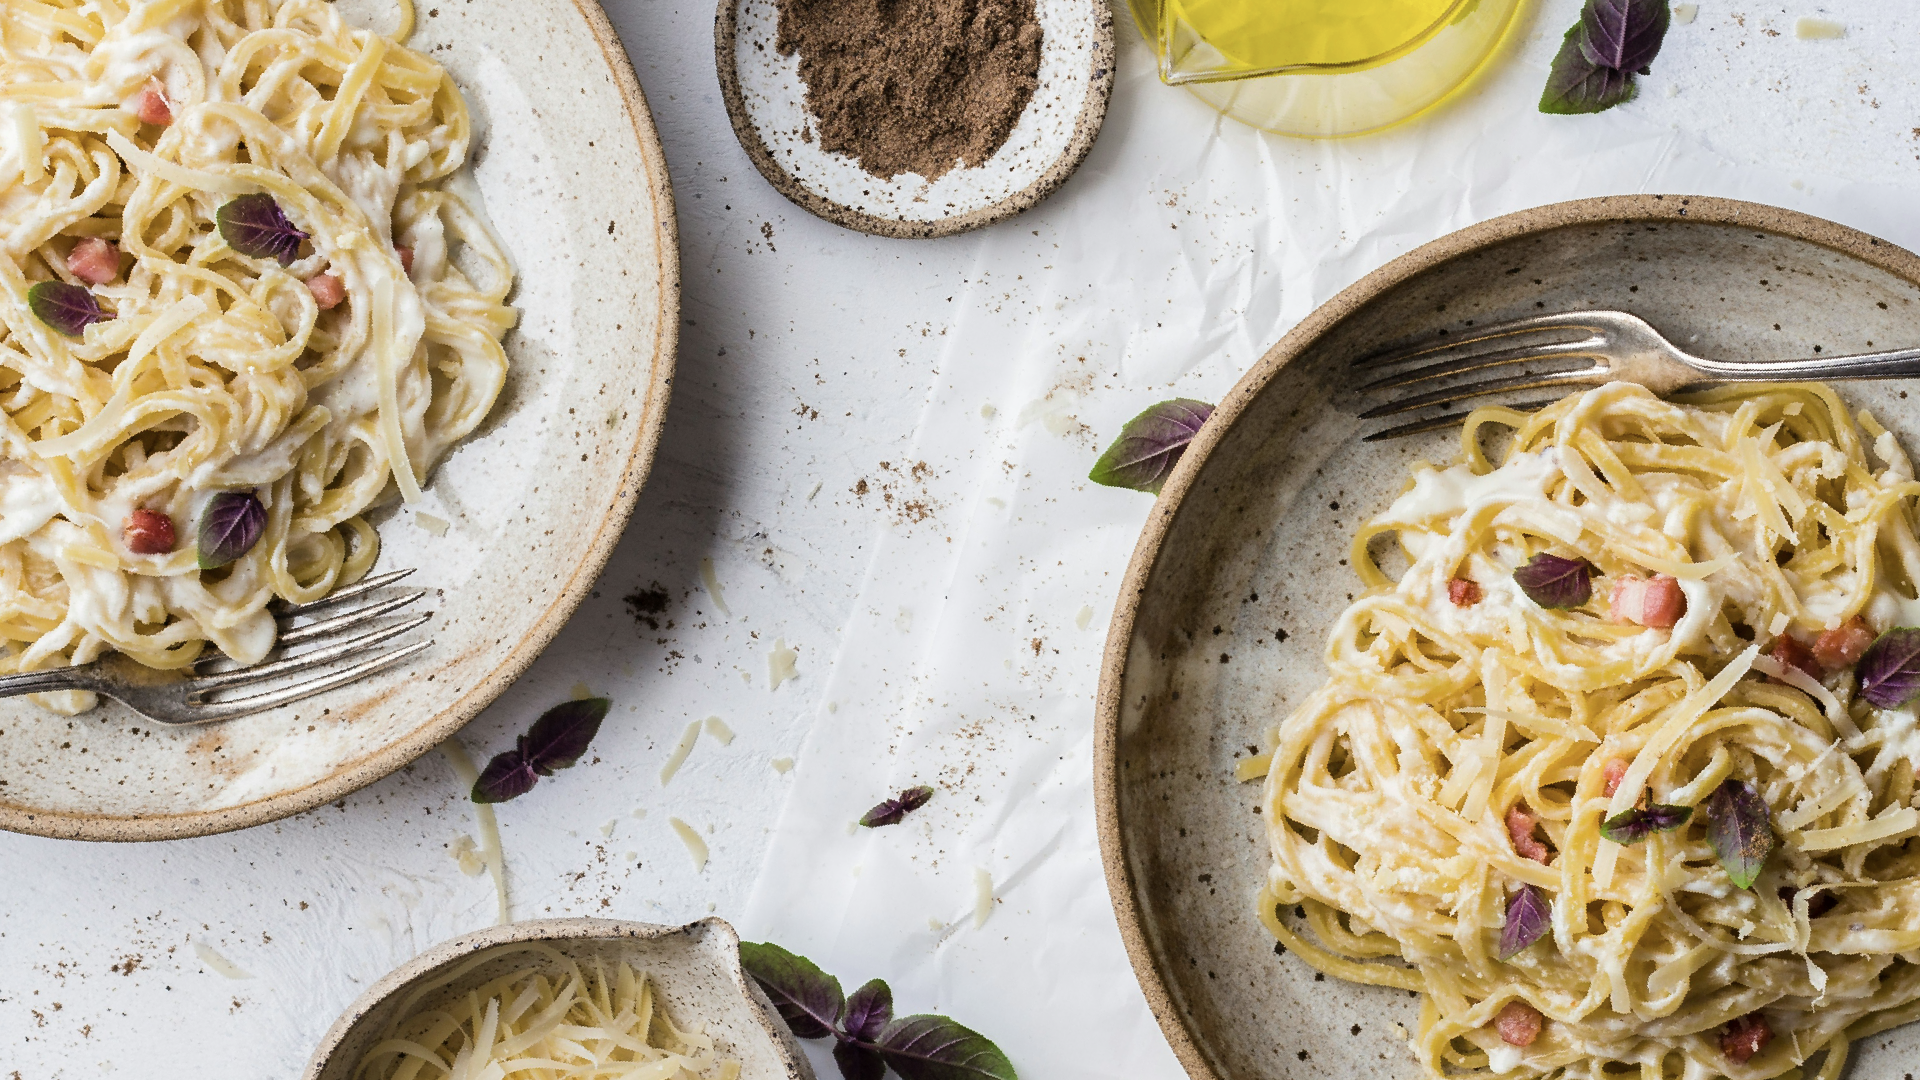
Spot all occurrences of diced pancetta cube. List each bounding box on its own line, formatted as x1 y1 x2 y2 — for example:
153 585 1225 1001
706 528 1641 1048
1448 578 1482 607
1602 757 1630 798
132 79 172 126
1506 804 1551 864
67 238 119 284
1720 1013 1772 1064
1609 574 1685 629
1769 634 1822 681
1812 615 1875 671
1493 1000 1543 1047
306 272 346 310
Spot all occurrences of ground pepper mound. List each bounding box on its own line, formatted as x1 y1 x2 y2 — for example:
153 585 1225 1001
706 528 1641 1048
775 0 1042 181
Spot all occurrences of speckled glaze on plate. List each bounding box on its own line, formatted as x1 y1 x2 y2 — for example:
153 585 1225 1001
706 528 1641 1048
302 918 815 1080
714 0 1113 239
0 0 678 842
1095 196 1920 1080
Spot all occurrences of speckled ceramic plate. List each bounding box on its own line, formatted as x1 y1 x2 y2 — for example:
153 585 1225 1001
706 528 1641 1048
1095 196 1920 1080
303 918 815 1080
0 0 677 842
714 0 1113 238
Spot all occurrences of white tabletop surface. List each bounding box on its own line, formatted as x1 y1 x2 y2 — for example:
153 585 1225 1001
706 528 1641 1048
6 1 1920 1076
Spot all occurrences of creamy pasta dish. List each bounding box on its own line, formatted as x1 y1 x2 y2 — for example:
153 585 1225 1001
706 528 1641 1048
0 0 513 711
1249 382 1920 1079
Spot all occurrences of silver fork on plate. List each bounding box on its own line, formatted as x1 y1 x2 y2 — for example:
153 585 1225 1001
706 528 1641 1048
1353 310 1920 440
0 568 431 724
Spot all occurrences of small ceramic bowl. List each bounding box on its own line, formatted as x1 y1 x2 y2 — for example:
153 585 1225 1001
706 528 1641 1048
714 0 1113 238
303 917 814 1080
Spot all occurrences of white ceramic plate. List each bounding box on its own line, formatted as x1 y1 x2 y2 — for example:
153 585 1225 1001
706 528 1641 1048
0 0 678 842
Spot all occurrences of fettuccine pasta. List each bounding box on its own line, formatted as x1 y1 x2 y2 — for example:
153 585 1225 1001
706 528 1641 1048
0 0 513 711
1253 382 1920 1079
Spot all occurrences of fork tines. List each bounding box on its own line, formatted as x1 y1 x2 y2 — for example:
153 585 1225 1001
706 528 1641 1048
1352 313 1613 425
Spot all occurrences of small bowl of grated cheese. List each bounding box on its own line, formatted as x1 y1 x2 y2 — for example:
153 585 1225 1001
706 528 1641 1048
303 917 812 1080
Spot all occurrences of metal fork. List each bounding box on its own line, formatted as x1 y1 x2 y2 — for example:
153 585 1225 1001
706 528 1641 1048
0 568 431 724
1352 310 1920 440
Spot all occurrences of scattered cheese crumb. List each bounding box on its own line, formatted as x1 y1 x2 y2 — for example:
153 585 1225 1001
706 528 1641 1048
193 941 254 979
807 480 822 500
1672 3 1696 23
739 671 751 684
980 403 997 419
659 720 702 786
1663 83 1679 98
895 608 913 633
769 638 798 690
972 868 995 929
570 682 595 701
1075 604 1094 630
928 917 945 931
699 557 731 617
984 496 1006 509
704 716 735 744
413 511 449 537
451 834 486 876
439 738 509 924
1769 612 1791 636
826 701 838 714
771 757 794 774
845 821 859 835
624 850 638 861
1794 16 1844 38
670 817 709 871
598 818 616 838
631 808 648 818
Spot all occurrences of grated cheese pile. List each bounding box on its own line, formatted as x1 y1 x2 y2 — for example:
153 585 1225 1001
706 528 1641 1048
356 945 739 1080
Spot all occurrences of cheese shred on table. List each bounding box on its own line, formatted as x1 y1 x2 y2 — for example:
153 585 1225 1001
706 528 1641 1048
1258 383 1920 1079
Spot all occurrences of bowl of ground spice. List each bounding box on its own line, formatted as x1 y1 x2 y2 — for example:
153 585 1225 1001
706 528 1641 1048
716 0 1113 238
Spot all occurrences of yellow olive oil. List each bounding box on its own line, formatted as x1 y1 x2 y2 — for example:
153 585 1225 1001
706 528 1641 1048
1158 0 1461 76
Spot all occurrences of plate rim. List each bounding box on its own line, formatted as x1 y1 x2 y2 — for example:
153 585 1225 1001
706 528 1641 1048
711 0 1115 240
1091 194 1920 1080
0 0 681 844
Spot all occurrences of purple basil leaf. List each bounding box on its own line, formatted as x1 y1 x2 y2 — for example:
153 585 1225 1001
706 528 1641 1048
471 750 537 803
1539 24 1639 115
1513 553 1592 609
860 784 935 828
835 1041 888 1080
1498 884 1551 960
876 1014 1018 1080
1579 0 1670 73
522 697 609 775
28 280 112 337
196 490 265 569
739 941 846 1041
1855 627 1920 708
1598 802 1691 845
1088 399 1214 494
1706 779 1775 890
217 193 308 265
842 978 894 1043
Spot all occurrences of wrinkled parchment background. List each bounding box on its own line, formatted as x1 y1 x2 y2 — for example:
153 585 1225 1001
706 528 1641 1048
6 1 1920 1076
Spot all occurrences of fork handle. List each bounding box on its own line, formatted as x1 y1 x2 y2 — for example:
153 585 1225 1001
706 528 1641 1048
0 667 89 699
1689 347 1920 382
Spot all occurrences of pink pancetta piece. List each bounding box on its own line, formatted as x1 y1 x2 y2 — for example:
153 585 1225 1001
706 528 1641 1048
132 79 172 126
66 238 119 284
1813 615 1875 671
1506 804 1551 864
1493 1000 1543 1047
306 273 346 310
1602 757 1630 798
1609 574 1685 629
1448 578 1483 607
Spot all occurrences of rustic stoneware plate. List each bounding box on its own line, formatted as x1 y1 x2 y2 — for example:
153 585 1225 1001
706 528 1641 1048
1094 195 1920 1080
303 917 815 1080
0 0 678 842
714 0 1113 238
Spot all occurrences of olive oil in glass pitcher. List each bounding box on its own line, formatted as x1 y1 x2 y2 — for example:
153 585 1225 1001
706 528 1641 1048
1131 0 1528 137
